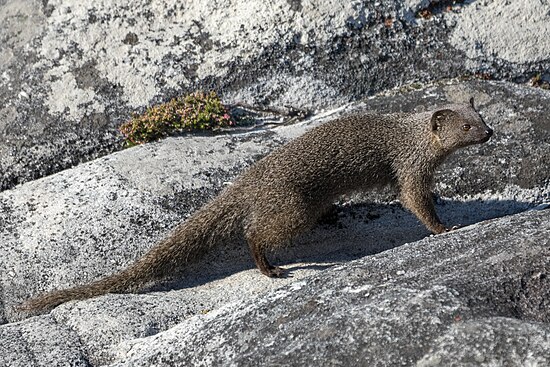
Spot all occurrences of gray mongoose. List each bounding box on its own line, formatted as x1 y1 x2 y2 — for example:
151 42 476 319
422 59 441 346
20 99 493 312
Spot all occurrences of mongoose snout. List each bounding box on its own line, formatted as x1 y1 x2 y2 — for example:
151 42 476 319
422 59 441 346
481 128 493 142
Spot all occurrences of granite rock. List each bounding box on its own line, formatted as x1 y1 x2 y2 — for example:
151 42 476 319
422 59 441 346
0 79 549 365
1 0 549 190
0 0 549 365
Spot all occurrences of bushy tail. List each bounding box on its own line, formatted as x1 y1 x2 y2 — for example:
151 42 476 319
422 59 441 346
19 190 242 312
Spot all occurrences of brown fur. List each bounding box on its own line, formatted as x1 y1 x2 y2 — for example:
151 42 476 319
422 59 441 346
20 100 493 312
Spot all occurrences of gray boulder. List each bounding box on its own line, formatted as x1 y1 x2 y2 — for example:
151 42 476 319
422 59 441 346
1 0 549 190
108 208 550 367
1 79 549 365
1 0 549 365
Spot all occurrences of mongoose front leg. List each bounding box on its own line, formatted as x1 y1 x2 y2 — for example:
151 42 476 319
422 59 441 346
399 175 448 234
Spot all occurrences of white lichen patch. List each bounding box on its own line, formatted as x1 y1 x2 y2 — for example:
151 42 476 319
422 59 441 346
342 284 373 294
45 70 104 120
35 0 366 114
0 0 45 50
453 184 550 207
37 0 194 109
449 0 550 64
0 106 18 133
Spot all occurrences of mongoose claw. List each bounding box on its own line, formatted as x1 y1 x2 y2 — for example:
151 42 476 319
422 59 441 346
431 224 448 234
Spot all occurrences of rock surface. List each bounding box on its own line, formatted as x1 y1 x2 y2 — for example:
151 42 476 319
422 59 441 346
1 0 549 366
109 208 550 367
1 78 549 366
1 0 549 190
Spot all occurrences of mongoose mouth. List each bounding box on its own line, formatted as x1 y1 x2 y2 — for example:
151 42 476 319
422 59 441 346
479 128 493 143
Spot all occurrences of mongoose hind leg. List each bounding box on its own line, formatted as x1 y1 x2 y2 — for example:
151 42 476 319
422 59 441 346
245 228 289 278
245 206 316 277
249 245 285 278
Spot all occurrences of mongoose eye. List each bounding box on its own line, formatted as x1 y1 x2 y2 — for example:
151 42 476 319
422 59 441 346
462 124 471 131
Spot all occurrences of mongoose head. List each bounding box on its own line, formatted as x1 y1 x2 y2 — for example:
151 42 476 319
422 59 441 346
430 98 493 151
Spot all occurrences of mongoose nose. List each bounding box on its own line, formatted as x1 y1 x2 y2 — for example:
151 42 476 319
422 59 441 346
486 128 493 137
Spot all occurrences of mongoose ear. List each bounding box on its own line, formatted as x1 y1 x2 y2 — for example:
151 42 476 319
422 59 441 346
469 97 475 109
431 109 454 131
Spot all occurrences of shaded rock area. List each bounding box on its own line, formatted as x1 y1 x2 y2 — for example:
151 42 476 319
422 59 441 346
1 78 549 365
109 209 550 367
1 0 549 190
1 0 549 365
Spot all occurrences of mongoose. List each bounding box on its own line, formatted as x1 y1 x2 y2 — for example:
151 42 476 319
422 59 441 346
20 99 493 312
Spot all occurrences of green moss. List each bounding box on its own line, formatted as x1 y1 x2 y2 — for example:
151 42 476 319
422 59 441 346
119 91 236 146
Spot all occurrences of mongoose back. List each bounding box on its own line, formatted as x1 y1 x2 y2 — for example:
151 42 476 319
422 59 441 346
20 99 493 312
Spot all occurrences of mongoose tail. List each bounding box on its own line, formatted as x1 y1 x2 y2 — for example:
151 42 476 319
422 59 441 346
19 190 241 312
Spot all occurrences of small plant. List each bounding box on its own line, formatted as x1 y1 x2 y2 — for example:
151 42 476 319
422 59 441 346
119 91 236 146
417 9 432 19
531 73 550 90
415 0 465 19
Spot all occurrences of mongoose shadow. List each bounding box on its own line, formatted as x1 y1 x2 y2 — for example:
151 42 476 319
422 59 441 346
284 197 536 267
20 99 496 312
154 197 532 291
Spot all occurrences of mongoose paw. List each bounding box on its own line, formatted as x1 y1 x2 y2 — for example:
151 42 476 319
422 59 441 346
432 224 461 234
266 266 286 278
431 224 447 234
